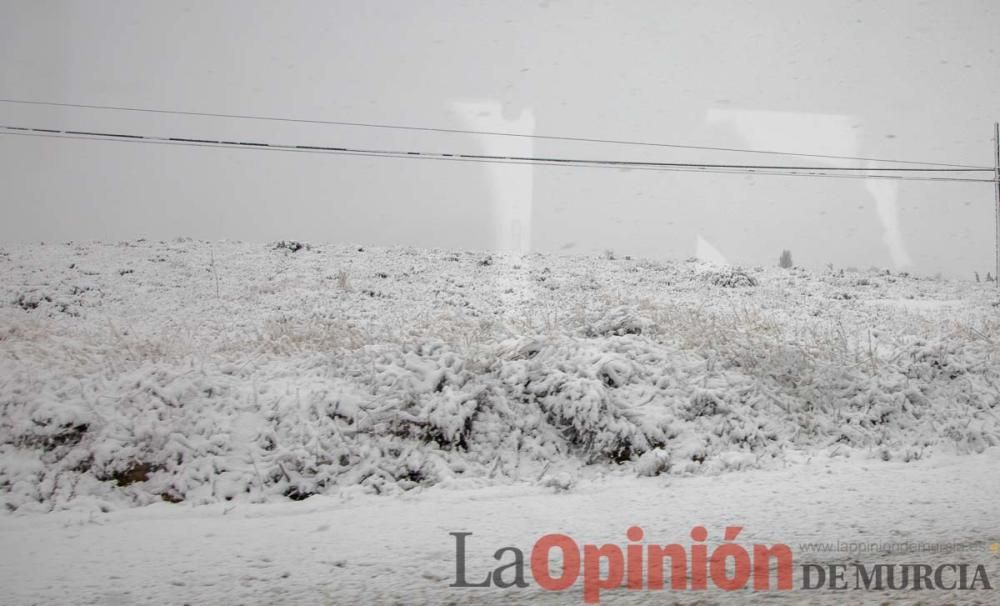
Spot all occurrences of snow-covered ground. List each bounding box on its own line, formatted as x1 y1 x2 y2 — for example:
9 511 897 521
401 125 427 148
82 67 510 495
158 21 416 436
1 240 999 603
1 453 997 604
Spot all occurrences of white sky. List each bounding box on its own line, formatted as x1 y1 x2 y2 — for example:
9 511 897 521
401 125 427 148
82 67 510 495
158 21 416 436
2 0 999 277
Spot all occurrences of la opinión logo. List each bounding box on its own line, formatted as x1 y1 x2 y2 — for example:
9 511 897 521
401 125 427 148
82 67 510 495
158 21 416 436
449 526 995 603
450 526 793 603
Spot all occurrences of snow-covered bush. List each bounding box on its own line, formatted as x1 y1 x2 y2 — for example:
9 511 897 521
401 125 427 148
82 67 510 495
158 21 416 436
635 447 670 476
272 240 311 253
1 241 998 512
584 306 655 337
703 268 759 287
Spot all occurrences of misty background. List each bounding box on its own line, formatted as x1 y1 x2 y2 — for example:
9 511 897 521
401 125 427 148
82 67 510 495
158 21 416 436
2 0 999 278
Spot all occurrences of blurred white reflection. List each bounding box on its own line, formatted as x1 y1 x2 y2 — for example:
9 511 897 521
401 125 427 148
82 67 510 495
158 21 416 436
706 108 912 269
696 234 729 266
450 100 534 254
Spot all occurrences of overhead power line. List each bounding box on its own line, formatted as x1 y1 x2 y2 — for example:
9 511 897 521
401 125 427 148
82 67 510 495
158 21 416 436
0 124 994 184
0 98 990 170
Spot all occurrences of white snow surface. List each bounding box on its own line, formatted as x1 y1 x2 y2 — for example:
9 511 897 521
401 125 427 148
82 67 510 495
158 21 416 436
1 452 997 604
0 240 998 513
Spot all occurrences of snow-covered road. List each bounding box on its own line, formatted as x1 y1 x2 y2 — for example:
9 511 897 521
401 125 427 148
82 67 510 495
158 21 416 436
3 451 997 605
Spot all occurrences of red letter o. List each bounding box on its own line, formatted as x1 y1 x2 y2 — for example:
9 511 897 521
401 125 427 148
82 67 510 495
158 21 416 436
531 534 581 591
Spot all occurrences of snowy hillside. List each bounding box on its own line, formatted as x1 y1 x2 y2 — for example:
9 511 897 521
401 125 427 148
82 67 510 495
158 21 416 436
1 240 998 513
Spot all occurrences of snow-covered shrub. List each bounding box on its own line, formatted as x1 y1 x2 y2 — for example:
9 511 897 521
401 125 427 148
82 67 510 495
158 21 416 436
540 471 576 492
1 241 999 512
635 447 670 476
584 306 655 337
499 339 669 463
703 268 759 287
273 240 311 253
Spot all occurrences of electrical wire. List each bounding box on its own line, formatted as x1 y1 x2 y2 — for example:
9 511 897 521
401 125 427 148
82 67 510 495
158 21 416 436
0 98 990 170
1 125 994 184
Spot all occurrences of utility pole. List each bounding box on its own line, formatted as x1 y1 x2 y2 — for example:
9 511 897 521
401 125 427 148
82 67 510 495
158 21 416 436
995 122 1000 287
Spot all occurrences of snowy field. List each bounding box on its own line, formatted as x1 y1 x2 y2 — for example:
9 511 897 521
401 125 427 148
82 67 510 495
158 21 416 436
1 240 999 604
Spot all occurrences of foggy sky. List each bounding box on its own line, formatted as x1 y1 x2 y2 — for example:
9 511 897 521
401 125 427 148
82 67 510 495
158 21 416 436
2 0 999 278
